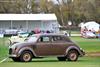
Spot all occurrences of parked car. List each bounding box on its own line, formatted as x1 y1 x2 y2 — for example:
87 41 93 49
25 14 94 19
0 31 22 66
9 34 85 62
4 29 18 36
18 31 29 38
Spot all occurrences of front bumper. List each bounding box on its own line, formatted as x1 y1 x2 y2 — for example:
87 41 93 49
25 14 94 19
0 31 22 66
80 49 85 56
9 48 19 58
9 55 17 58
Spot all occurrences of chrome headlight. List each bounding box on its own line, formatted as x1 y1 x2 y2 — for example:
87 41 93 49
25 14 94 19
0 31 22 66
80 48 85 55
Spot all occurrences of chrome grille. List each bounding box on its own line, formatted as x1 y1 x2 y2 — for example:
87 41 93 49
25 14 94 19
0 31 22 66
9 48 12 54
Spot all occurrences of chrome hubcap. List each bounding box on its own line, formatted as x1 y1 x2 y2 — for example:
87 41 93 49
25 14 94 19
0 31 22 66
70 53 77 60
23 53 31 61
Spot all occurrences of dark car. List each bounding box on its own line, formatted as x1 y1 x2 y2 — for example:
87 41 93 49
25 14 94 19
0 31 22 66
9 34 85 62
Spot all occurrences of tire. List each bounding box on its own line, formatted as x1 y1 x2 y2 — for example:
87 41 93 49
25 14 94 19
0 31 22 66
20 51 32 62
67 50 78 61
57 57 66 61
12 57 20 62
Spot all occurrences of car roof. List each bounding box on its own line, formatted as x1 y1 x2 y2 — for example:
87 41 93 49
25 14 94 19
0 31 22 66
32 33 66 37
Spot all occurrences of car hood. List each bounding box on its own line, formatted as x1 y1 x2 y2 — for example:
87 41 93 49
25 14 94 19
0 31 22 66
10 42 36 49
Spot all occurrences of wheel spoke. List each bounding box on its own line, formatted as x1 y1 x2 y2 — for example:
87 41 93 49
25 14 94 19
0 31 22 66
67 50 78 61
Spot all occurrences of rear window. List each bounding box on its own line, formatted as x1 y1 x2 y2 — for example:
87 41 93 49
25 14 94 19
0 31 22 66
52 36 71 42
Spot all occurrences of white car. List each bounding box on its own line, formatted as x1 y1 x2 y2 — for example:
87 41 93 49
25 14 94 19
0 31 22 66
4 29 18 35
9 32 29 45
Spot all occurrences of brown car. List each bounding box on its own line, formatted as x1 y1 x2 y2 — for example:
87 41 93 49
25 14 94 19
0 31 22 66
9 34 85 62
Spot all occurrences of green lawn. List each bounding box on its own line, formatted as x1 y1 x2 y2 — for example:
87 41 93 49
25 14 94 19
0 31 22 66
0 57 100 67
70 37 100 52
0 38 9 60
71 31 80 34
0 37 100 67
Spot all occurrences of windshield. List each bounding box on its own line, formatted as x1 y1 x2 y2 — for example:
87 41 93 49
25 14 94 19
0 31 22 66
26 35 38 42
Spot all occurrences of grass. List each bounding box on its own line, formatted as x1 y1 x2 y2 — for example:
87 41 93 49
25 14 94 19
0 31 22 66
71 31 80 34
70 37 100 52
0 38 9 60
0 36 100 67
0 57 100 67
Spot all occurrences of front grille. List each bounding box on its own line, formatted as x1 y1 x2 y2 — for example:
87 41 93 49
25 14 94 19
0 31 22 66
9 48 12 54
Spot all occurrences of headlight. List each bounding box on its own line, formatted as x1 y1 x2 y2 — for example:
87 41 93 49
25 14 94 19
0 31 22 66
10 43 18 50
9 45 11 48
15 46 18 51
80 48 85 55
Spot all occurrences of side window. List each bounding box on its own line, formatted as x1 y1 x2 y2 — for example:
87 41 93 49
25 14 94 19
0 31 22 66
38 36 50 42
52 36 64 42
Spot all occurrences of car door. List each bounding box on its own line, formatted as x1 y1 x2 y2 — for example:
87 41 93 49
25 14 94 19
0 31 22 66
34 36 53 56
51 36 68 55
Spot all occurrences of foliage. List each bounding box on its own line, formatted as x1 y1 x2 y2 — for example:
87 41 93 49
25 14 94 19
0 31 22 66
0 0 35 13
0 0 100 26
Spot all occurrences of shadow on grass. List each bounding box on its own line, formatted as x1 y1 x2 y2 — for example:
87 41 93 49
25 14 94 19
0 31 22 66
8 60 59 63
8 59 90 63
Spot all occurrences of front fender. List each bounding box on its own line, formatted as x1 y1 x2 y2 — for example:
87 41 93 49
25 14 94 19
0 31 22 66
18 47 36 57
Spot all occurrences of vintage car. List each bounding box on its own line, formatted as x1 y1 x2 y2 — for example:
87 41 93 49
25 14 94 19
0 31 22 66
9 34 85 62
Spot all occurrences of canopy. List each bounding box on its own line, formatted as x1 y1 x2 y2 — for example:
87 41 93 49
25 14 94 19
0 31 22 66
0 14 57 21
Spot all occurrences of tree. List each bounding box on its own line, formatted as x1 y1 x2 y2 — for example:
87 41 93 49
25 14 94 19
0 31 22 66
0 0 100 24
0 0 35 13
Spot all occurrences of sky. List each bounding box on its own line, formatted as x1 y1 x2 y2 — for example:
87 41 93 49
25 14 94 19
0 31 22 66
49 0 68 4
48 0 62 4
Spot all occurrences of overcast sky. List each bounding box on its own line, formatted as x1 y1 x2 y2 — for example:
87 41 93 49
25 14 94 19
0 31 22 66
49 0 68 4
48 0 58 4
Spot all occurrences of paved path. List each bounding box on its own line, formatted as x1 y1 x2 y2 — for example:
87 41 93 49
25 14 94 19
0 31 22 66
86 52 100 57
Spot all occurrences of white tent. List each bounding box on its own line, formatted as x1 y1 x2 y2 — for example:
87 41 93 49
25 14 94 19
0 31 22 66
81 21 100 32
0 14 59 33
81 21 100 38
0 14 57 20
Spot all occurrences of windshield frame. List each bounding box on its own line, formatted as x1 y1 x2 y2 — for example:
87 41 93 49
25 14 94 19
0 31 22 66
25 35 40 42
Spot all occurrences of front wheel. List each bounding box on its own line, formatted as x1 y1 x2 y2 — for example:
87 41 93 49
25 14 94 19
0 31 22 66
67 50 78 61
20 51 32 62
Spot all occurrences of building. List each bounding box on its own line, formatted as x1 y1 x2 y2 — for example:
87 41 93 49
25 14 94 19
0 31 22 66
0 14 59 33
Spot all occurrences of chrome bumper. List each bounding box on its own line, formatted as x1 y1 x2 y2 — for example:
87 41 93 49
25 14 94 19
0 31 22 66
9 54 17 58
81 49 85 56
